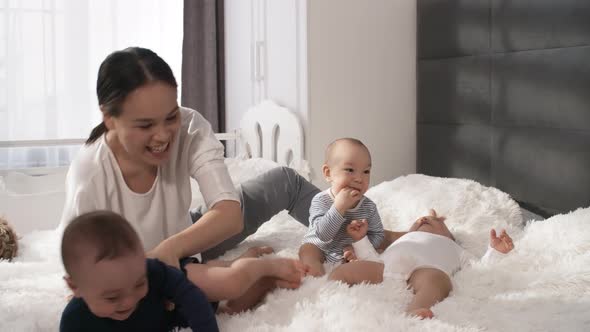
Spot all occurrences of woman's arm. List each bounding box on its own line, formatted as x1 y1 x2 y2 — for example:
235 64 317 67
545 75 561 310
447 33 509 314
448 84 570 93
151 200 242 267
150 109 243 265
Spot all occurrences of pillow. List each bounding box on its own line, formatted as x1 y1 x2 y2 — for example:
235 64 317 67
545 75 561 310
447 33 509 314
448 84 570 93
366 174 523 257
0 191 66 235
1 170 67 195
0 170 67 235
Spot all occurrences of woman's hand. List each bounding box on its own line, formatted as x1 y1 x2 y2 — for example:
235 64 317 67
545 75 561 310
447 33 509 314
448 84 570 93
489 229 514 254
148 240 181 269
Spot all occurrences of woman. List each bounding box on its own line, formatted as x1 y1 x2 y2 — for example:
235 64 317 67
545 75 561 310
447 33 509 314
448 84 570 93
58 47 319 264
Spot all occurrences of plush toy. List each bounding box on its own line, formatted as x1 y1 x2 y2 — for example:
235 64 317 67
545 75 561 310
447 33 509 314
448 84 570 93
0 216 18 261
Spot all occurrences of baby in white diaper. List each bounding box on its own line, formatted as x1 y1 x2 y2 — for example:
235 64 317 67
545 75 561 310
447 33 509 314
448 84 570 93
328 209 514 319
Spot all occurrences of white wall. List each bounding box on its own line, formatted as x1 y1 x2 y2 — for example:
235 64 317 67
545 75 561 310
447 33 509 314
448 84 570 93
225 0 308 156
307 0 416 188
224 0 254 141
225 0 416 186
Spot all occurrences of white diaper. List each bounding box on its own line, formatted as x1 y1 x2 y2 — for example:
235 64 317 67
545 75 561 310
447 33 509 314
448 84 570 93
380 231 463 280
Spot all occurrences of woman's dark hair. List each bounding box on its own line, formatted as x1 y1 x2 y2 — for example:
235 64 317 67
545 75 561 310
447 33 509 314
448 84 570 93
86 47 178 144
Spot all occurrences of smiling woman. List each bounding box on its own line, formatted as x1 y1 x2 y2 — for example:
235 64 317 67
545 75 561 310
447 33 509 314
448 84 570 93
58 47 241 254
112 92 179 190
57 47 323 271
102 82 181 192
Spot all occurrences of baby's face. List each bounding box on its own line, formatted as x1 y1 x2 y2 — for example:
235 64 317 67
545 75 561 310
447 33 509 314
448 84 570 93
69 250 148 321
409 214 455 240
325 143 371 196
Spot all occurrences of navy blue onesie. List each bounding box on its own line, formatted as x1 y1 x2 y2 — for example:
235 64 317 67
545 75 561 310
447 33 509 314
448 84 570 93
60 258 218 332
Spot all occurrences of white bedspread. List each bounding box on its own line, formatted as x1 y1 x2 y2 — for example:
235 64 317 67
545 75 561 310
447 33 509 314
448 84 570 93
1 171 589 332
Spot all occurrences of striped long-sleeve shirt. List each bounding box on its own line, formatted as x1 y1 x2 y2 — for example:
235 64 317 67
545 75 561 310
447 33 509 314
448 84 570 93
302 189 384 263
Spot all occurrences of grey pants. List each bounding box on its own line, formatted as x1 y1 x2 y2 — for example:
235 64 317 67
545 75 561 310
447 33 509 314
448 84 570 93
191 166 320 261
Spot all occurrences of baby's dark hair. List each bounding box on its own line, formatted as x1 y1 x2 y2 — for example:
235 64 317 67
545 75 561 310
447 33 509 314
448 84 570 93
61 211 142 277
325 137 370 164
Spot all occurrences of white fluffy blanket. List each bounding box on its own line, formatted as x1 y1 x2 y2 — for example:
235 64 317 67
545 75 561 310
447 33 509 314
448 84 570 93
1 169 589 332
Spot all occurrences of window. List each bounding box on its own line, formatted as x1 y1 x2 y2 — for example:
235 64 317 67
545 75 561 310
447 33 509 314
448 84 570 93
0 0 183 170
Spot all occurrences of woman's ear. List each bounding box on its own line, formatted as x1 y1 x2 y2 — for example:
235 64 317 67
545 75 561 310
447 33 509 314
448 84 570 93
322 164 331 182
101 106 114 130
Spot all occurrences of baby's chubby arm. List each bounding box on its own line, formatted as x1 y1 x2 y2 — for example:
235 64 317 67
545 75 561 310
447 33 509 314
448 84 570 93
310 192 355 242
333 187 363 216
489 229 514 253
347 219 368 241
342 220 367 261
475 229 514 265
346 220 382 263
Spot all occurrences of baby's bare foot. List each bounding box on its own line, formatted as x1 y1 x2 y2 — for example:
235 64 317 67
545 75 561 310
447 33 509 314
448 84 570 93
408 308 434 319
240 246 274 259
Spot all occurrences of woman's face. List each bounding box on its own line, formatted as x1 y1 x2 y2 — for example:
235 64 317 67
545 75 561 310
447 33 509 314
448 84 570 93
104 81 181 169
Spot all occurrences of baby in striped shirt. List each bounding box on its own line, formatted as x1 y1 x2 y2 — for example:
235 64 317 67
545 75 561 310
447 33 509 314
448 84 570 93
299 138 384 276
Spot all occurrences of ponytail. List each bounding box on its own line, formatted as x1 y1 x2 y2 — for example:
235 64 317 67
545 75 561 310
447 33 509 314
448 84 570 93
86 122 107 145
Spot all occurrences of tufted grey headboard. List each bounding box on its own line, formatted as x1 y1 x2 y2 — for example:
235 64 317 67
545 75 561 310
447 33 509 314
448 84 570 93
417 0 590 217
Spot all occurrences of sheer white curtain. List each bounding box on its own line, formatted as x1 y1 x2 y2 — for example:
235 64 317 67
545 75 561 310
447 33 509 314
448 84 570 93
0 0 183 169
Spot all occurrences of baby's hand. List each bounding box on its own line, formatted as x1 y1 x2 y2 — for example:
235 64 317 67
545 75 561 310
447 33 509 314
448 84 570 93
334 187 362 214
347 219 368 241
490 229 514 254
343 245 357 262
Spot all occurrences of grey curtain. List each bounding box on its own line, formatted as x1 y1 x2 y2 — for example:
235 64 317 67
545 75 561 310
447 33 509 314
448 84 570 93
181 0 225 132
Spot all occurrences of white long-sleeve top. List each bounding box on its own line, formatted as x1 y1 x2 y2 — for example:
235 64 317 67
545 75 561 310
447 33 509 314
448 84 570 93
353 231 507 280
57 107 239 250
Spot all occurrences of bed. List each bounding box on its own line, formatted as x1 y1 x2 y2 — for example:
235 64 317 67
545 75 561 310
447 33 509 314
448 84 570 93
1 96 588 331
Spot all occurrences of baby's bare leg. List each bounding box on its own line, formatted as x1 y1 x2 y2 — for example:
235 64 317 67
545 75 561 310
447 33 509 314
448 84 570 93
185 257 304 302
406 268 452 319
298 243 325 277
328 260 384 285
